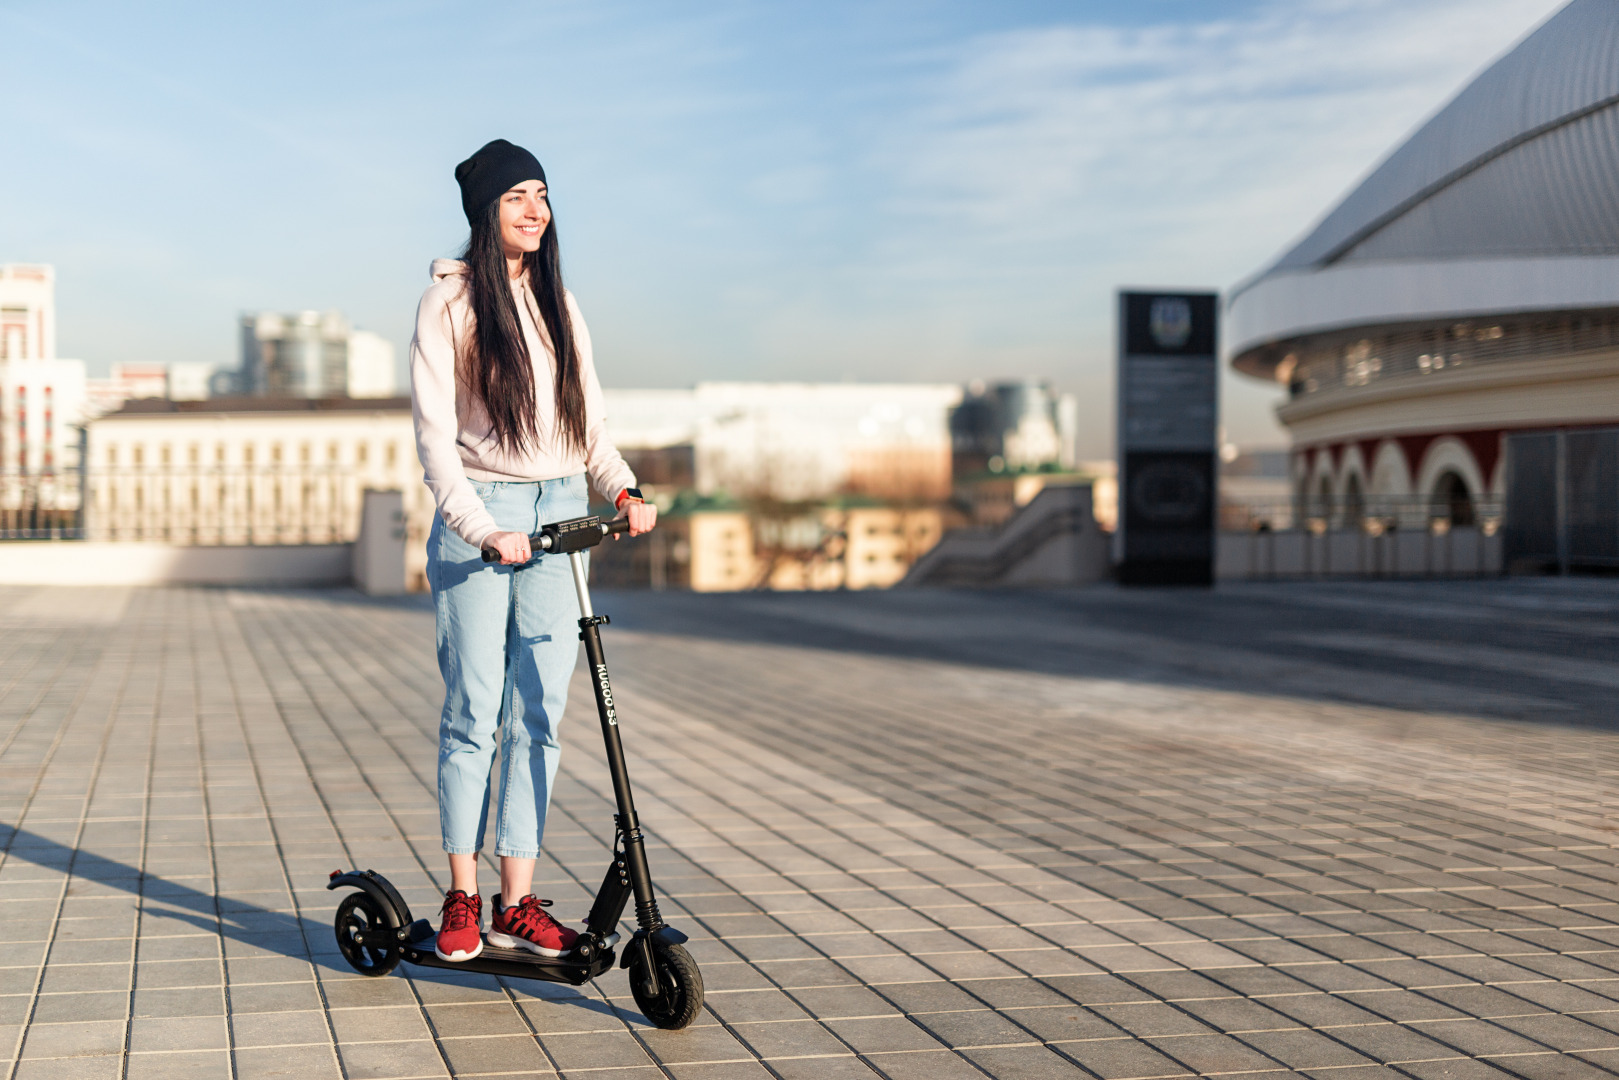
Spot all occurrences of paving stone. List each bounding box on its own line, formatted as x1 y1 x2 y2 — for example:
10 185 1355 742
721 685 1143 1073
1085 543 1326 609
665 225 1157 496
438 1034 556 1075
234 1042 344 1078
538 1028 655 1071
11 1058 123 1080
125 1050 233 1079
862 1048 996 1080
336 1037 451 1079
128 1013 228 1052
19 1017 125 1058
231 1006 332 1047
823 1014 947 1053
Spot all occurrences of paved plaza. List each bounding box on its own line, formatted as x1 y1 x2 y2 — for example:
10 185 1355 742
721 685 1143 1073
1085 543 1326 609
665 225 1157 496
0 578 1616 1079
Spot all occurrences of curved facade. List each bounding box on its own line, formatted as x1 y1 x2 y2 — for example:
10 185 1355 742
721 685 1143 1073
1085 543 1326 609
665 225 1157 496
1227 0 1619 517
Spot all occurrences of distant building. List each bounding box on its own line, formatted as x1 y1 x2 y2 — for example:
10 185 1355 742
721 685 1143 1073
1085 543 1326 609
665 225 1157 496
0 265 86 534
605 382 962 503
226 311 397 399
950 381 1080 477
346 330 398 399
592 499 945 593
1227 0 1619 553
84 362 217 419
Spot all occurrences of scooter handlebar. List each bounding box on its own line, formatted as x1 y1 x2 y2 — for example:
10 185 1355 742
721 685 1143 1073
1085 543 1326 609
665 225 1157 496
480 514 634 562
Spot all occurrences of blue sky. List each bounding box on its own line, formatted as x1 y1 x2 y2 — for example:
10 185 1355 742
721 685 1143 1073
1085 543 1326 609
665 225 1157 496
3 0 1567 454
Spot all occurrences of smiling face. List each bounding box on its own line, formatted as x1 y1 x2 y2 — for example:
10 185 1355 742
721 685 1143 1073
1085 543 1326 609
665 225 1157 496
498 179 550 265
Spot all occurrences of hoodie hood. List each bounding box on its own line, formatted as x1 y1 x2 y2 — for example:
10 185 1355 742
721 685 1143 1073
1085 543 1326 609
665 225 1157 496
430 258 467 281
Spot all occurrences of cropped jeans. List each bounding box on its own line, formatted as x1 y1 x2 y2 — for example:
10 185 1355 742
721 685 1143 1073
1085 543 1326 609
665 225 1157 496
427 474 588 859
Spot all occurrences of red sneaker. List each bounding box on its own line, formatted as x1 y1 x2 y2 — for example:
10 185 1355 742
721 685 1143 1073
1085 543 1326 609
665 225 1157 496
435 890 483 961
487 894 579 957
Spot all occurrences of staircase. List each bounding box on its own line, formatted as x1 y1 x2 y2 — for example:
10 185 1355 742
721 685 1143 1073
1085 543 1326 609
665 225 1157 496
902 484 1109 587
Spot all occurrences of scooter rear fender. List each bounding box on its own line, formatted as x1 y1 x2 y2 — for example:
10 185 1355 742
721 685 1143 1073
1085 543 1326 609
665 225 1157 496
326 870 412 929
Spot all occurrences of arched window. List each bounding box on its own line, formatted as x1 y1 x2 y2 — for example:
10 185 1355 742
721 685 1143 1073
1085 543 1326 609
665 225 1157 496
1433 470 1475 527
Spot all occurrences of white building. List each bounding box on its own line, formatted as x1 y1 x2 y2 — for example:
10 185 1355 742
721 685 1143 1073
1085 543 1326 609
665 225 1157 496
346 331 398 398
84 397 430 587
605 382 963 502
0 265 88 533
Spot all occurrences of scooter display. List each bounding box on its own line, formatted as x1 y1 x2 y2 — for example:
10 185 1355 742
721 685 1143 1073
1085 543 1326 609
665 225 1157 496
327 514 704 1030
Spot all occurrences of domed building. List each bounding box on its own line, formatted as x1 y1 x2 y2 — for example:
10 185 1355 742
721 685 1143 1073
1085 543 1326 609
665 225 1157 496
1227 0 1619 549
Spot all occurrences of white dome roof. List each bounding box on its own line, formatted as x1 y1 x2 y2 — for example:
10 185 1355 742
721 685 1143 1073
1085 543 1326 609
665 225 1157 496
1229 0 1619 372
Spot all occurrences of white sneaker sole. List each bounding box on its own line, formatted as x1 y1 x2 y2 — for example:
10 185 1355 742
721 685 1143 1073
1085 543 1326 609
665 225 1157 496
486 930 566 958
434 937 484 962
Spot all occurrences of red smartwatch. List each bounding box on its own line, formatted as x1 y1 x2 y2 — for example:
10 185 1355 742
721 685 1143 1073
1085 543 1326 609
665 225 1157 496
615 487 645 510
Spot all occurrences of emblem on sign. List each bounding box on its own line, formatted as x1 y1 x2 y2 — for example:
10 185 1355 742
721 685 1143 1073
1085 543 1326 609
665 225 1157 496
1149 297 1192 350
1129 459 1208 524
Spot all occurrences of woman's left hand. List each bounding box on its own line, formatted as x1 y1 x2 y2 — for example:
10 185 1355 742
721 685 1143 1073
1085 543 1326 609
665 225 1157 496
615 500 657 538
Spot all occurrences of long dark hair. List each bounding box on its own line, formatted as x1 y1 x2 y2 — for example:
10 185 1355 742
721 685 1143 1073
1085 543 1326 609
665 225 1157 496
459 197 587 455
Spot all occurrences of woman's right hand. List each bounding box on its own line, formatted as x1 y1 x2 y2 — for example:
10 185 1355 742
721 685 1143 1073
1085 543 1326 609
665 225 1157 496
483 530 533 565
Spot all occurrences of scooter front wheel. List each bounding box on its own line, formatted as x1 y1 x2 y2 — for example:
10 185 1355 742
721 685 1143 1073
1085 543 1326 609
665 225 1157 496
628 942 704 1030
334 891 400 977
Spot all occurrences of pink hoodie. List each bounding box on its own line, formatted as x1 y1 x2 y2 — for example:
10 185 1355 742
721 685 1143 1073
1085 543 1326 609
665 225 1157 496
410 258 636 549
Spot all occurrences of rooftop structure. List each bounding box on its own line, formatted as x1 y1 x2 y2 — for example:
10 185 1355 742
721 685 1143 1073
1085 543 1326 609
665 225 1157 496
0 264 55 362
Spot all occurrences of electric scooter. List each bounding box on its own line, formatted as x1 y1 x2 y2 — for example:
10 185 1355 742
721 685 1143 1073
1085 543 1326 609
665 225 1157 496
327 514 703 1030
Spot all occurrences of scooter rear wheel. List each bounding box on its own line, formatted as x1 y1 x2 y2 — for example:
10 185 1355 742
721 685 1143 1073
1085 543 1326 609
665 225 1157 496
629 942 704 1030
334 892 400 977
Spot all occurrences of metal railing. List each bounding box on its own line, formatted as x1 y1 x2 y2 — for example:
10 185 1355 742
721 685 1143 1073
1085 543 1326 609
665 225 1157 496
1220 493 1504 535
0 471 84 540
1285 311 1619 400
0 466 395 545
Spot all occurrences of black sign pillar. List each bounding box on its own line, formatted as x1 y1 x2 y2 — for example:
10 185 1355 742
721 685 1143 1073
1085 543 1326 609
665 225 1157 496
1115 291 1218 586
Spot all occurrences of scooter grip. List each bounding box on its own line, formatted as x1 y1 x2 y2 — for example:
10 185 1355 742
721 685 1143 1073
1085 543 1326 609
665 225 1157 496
604 517 632 536
480 534 552 562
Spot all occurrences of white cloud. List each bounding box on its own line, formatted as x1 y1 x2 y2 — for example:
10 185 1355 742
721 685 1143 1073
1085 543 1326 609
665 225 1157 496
810 0 1572 448
876 0 1566 273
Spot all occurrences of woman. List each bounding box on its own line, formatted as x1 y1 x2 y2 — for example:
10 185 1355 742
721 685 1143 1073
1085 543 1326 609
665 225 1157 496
411 138 655 962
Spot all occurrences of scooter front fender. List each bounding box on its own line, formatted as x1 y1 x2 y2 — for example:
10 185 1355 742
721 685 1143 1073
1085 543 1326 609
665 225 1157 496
618 925 689 969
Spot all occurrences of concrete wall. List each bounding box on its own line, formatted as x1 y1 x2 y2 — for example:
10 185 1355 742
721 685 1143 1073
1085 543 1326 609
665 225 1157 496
352 489 407 595
0 487 417 591
1216 527 1502 580
0 541 354 587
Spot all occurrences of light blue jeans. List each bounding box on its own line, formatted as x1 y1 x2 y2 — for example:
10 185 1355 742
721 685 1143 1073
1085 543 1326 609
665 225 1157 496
427 474 588 859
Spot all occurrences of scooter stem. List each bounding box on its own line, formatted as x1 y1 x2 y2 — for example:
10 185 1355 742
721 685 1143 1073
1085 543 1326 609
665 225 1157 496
568 551 594 618
571 551 664 936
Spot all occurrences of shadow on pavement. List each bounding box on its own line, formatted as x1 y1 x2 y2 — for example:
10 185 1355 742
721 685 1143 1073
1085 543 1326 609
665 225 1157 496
588 582 1619 728
0 822 627 1013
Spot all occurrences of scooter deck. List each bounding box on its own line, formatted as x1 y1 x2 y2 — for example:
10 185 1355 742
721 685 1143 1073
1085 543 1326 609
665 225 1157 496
397 920 617 985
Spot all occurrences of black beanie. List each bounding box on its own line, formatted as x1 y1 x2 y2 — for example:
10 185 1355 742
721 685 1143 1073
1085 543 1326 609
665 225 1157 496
454 139 547 224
